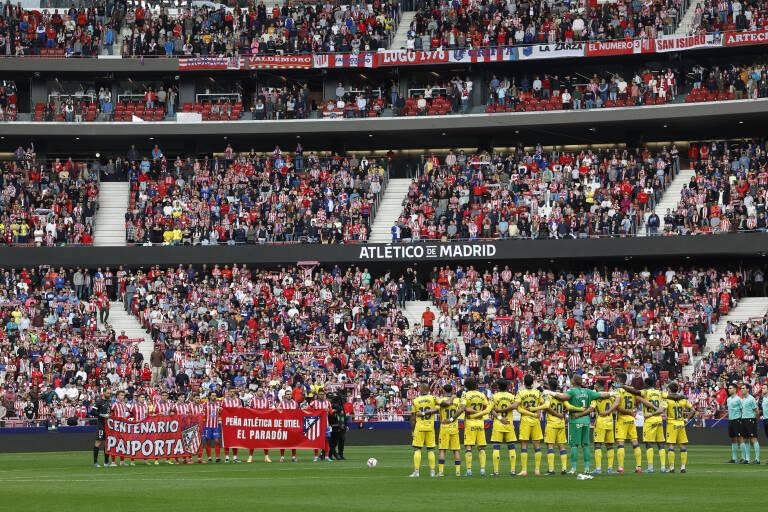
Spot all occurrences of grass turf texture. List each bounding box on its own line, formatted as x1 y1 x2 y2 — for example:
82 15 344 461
0 445 761 511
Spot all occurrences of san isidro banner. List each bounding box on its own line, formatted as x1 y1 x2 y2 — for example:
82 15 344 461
221 408 328 450
105 414 204 459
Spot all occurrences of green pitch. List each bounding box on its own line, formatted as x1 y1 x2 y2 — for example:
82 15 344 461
0 446 761 511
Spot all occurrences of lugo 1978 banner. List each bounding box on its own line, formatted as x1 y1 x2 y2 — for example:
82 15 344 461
221 408 327 450
105 414 203 459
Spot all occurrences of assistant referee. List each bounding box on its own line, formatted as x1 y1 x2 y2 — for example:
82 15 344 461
726 384 744 464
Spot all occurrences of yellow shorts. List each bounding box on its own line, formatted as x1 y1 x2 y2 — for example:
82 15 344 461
490 429 517 444
439 430 460 451
643 421 665 443
615 418 638 441
413 430 436 448
594 425 615 444
666 424 688 445
519 420 543 441
464 423 487 447
544 425 567 445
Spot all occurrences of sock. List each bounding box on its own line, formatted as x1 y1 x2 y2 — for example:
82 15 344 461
215 446 221 458
465 450 473 472
206 446 211 458
607 447 614 469
595 447 602 469
478 449 486 471
617 445 625 468
492 446 501 474
455 460 461 476
232 448 238 459
681 447 688 468
93 446 99 464
731 443 739 461
508 444 516 473
547 449 555 472
741 442 749 462
659 448 666 469
438 458 445 474
520 449 528 472
647 446 654 468
314 449 319 457
570 446 579 470
427 451 436 471
668 449 675 469
583 446 592 471
280 449 285 456
634 446 642 468
560 449 568 471
754 442 761 462
104 451 109 465
534 448 542 473
413 450 422 472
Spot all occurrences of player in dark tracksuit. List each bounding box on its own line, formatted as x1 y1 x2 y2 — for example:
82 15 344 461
92 390 112 467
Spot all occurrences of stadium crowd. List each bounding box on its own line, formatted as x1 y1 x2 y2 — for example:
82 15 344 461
391 144 678 242
0 262 759 428
0 146 99 246
124 146 386 245
664 139 768 234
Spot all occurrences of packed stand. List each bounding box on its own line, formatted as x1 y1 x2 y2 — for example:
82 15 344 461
391 144 678 242
685 0 768 34
124 145 386 245
486 70 679 113
0 146 98 246
416 265 748 387
664 139 768 235
404 0 681 51
0 266 139 426
0 4 119 57
124 2 399 57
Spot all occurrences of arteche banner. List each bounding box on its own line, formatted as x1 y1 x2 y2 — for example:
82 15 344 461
105 414 203 459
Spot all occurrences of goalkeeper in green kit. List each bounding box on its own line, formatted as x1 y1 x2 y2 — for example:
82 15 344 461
548 374 611 474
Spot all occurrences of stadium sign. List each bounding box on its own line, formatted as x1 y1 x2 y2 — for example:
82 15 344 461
357 242 497 261
517 42 585 60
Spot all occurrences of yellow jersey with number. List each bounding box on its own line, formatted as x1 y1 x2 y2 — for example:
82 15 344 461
516 388 544 424
438 396 461 434
641 389 668 425
491 392 516 432
463 390 489 426
666 398 691 427
412 394 437 432
594 395 616 428
617 388 637 422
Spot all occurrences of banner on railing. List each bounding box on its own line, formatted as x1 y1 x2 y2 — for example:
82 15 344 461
221 408 327 450
449 47 516 63
243 54 313 69
178 56 240 70
653 33 721 53
585 39 654 57
105 414 203 459
723 28 768 46
517 42 585 60
376 49 449 67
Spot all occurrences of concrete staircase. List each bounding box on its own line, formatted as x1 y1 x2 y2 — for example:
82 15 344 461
683 296 768 378
390 11 416 49
674 1 702 35
94 182 129 247
403 300 436 335
639 169 695 234
369 178 412 243
102 301 155 363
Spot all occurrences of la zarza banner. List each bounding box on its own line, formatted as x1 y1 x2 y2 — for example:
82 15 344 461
105 414 204 459
221 408 327 450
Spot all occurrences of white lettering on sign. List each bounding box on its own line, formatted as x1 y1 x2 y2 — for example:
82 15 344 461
358 243 496 260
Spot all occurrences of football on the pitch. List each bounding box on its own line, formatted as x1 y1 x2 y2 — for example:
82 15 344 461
366 458 378 468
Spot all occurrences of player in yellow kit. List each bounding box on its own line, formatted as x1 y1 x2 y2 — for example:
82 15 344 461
489 379 521 476
665 382 695 473
593 380 620 475
622 377 685 473
614 373 661 474
544 378 586 475
409 383 438 477
462 378 491 476
437 384 464 477
516 375 549 476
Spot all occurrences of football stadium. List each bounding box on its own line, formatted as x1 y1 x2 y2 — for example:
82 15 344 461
1 0 768 509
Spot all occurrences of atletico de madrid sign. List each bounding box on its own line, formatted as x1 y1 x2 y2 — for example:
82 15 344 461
221 408 327 450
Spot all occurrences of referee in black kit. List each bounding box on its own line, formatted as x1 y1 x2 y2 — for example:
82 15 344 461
92 390 112 467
